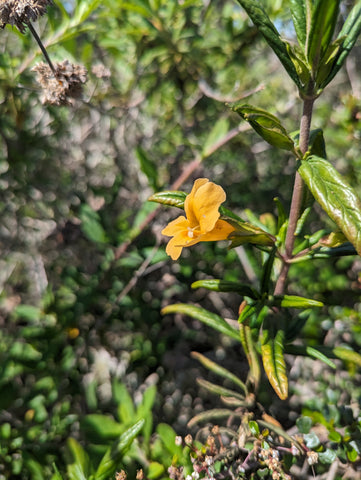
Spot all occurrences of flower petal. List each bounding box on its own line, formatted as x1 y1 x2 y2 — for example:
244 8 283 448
193 182 226 233
161 216 188 236
184 178 209 228
198 219 235 241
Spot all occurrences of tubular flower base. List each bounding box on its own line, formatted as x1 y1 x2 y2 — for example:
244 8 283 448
162 178 235 260
32 60 87 105
0 0 52 33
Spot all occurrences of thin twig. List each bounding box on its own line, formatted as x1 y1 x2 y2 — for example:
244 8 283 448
27 23 56 74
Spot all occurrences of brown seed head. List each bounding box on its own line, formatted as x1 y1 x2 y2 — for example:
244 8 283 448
32 59 87 106
0 0 52 33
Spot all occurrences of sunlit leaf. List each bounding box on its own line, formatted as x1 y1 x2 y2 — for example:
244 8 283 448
261 326 288 400
299 155 361 256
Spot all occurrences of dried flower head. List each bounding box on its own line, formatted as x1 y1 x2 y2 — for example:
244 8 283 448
0 0 52 33
32 59 87 106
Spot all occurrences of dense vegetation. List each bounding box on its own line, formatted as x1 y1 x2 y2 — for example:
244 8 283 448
1 1 361 479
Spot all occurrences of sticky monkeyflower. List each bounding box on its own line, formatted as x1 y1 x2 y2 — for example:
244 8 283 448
162 178 235 260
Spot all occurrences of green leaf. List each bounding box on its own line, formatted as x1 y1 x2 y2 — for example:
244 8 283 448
13 305 42 323
66 438 90 480
307 0 340 74
249 420 260 436
51 464 64 480
299 155 361 256
196 378 245 402
319 448 337 464
239 323 261 391
333 346 361 366
323 1 361 87
261 325 288 400
235 0 302 88
94 419 145 480
161 304 241 342
268 295 323 309
230 103 295 151
113 382 136 424
148 462 164 479
304 432 320 449
80 414 124 442
79 204 108 244
296 416 313 434
202 117 229 158
148 190 186 209
9 341 42 362
226 216 275 248
290 0 307 47
187 409 241 428
156 423 183 457
191 352 248 395
285 345 337 369
135 146 159 191
191 279 259 299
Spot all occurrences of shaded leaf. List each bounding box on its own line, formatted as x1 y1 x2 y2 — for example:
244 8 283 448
161 304 241 342
135 146 159 191
230 103 295 151
196 378 245 401
188 409 242 428
191 352 248 394
191 279 259 299
202 117 229 158
299 155 361 256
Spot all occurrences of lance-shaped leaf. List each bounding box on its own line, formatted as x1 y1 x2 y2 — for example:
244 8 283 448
290 0 307 48
299 155 361 256
306 0 341 75
261 325 288 400
225 215 275 248
148 190 186 209
286 345 337 369
196 378 245 402
191 352 248 395
191 279 259 299
322 1 361 88
95 419 145 480
235 0 302 89
161 304 241 342
188 409 242 428
333 346 361 367
230 103 295 151
268 295 323 309
239 323 261 391
66 438 90 480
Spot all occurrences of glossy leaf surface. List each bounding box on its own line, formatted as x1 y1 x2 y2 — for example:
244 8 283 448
230 103 295 151
299 155 361 256
261 326 288 400
191 279 259 299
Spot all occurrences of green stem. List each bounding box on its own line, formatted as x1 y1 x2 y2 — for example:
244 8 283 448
274 96 315 295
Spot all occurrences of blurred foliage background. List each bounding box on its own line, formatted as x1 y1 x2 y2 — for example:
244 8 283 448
0 0 361 478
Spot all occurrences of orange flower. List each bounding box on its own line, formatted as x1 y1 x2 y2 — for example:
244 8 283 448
162 178 235 260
